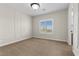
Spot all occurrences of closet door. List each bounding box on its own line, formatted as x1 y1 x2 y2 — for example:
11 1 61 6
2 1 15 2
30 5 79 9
0 7 15 45
14 12 32 41
14 12 23 40
21 14 32 39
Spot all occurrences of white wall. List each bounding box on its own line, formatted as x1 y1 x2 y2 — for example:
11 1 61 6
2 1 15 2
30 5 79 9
0 5 32 46
72 3 79 56
32 10 68 42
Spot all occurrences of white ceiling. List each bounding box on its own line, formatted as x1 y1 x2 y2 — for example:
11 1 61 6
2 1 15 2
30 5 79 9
1 3 69 16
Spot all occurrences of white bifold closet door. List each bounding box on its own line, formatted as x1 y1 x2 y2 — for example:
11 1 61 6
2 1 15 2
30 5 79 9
14 12 32 41
0 6 32 46
0 7 15 45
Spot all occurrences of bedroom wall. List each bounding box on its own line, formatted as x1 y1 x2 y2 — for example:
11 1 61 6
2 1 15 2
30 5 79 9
0 4 32 46
72 3 79 56
32 10 68 42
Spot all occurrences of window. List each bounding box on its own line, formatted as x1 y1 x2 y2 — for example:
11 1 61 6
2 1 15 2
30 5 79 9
39 19 53 33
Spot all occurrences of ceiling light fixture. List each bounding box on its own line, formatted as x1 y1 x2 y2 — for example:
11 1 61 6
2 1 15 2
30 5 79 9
31 3 40 10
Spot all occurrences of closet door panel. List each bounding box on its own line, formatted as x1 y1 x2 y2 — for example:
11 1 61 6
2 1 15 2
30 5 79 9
0 8 15 44
14 12 23 40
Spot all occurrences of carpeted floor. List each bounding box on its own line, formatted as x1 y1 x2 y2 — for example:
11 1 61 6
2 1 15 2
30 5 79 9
0 38 74 56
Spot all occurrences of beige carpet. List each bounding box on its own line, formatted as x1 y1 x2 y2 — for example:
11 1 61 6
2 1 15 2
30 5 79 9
0 38 74 56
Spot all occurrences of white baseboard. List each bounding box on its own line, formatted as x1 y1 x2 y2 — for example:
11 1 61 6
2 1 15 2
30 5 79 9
32 36 67 42
0 36 32 47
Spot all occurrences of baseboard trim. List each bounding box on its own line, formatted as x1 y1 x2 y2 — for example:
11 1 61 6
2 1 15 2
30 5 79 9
32 36 67 43
0 37 32 47
0 36 67 47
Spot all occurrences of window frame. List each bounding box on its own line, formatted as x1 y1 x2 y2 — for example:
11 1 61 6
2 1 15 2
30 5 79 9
39 19 54 34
